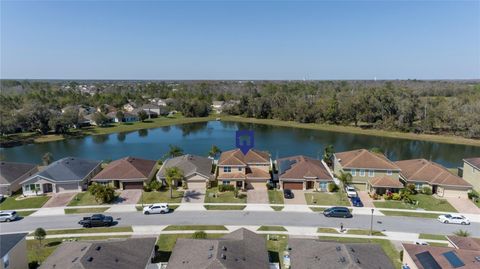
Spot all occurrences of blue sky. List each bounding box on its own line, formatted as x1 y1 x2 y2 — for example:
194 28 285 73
1 0 479 80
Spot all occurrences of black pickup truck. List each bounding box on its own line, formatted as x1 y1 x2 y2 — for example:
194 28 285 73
78 214 114 228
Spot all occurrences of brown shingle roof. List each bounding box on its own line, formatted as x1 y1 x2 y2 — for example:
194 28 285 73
368 176 404 188
218 149 270 166
464 157 480 170
277 155 333 181
447 236 480 251
217 172 246 180
334 149 400 170
246 168 270 179
92 157 156 181
402 243 480 269
395 159 472 188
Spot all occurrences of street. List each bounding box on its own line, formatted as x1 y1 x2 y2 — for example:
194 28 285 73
1 210 479 236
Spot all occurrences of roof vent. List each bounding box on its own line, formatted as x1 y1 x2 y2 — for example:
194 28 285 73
336 246 341 251
96 246 101 251
87 257 94 262
476 256 480 262
208 253 213 259
81 246 88 251
222 246 227 251
356 258 361 264
350 247 355 252
339 257 346 263
221 254 226 260
209 245 214 251
115 258 119 263
72 257 78 263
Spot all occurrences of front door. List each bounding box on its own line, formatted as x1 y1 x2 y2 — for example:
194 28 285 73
432 185 438 194
43 183 53 193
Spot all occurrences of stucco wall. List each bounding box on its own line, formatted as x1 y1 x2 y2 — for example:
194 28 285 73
0 238 27 269
402 249 419 269
462 162 480 191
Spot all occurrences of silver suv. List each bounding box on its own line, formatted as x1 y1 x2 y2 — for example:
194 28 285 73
0 211 18 222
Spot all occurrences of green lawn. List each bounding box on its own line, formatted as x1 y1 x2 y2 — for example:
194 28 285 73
317 227 339 233
17 210 36 217
428 242 449 247
419 234 446 240
265 234 289 267
67 192 111 206
309 206 329 212
305 192 350 206
271 206 284 211
257 226 287 232
0 195 51 210
204 205 246 210
374 194 457 212
163 225 227 231
64 207 108 214
29 226 133 236
346 229 386 236
268 190 284 204
156 233 225 262
204 188 247 203
141 189 184 204
380 210 440 219
318 236 401 269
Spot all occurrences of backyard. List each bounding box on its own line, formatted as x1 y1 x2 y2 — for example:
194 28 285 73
373 194 457 212
0 195 51 210
305 191 350 206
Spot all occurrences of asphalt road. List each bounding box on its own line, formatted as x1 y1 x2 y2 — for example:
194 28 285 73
1 211 479 236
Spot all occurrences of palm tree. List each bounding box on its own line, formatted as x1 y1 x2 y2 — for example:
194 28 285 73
163 145 184 159
42 152 53 166
337 171 352 201
208 145 222 158
165 167 184 199
322 144 334 167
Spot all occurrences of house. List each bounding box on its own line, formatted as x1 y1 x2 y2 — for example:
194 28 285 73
92 157 156 190
395 159 472 198
150 98 167 106
461 157 480 191
333 149 401 190
366 176 404 195
0 233 28 269
217 149 272 190
123 102 137 112
211 101 225 113
166 228 269 269
21 157 102 196
106 112 138 123
402 243 480 269
157 154 213 189
0 162 37 196
97 104 117 114
287 239 394 269
277 155 334 191
447 235 480 251
140 104 168 117
39 237 157 269
83 113 113 126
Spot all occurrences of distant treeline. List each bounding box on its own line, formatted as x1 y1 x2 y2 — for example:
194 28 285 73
0 80 479 138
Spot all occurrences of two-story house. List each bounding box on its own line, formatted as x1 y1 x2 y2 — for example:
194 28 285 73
462 157 480 192
217 148 272 190
333 149 401 191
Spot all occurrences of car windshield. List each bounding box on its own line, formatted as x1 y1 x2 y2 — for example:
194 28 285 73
444 214 452 218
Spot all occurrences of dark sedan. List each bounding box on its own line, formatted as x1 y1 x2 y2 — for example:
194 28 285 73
283 189 294 199
323 207 352 218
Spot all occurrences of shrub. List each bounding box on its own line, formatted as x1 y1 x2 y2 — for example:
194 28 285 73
266 182 274 190
234 188 239 198
454 229 470 237
399 250 403 261
88 184 116 203
422 186 432 195
406 184 417 195
34 227 46 245
392 193 402 200
218 184 235 192
327 183 338 192
143 185 152 192
149 180 162 191
182 181 188 190
383 193 392 200
192 231 207 239
209 180 218 188
468 190 479 200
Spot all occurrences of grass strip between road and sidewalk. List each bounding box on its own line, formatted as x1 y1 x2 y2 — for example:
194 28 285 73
317 227 340 233
380 210 440 219
28 226 133 236
204 205 246 210
418 233 447 240
257 226 287 232
346 229 386 236
64 207 108 214
163 225 228 231
268 190 284 204
271 206 284 211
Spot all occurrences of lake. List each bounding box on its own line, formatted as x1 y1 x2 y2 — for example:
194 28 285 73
1 121 479 167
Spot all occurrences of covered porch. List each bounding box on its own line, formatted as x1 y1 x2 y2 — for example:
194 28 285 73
367 176 404 195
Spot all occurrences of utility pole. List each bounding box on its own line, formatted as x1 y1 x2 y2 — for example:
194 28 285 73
370 208 374 236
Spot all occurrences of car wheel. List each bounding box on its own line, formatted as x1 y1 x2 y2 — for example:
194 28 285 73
461 222 466 225
160 211 165 214
444 220 449 224
145 211 150 215
6 219 11 222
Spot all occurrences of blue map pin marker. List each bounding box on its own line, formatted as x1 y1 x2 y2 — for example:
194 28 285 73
236 130 255 155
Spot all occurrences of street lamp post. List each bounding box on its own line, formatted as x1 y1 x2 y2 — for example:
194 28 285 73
370 208 374 236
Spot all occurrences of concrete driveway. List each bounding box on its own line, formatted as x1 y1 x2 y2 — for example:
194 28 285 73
446 197 480 214
182 182 205 203
284 190 306 205
42 193 76 208
115 190 142 205
247 190 268 204
357 191 374 207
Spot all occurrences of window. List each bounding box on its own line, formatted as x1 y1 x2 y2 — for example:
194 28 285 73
351 169 356 176
222 181 230 185
238 167 242 171
3 253 9 268
223 167 231 173
368 170 375 177
319 182 327 191
359 169 365 177
387 170 392 176
415 183 422 191
24 184 40 192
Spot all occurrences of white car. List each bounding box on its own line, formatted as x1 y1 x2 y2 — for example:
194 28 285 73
345 186 357 198
437 214 470 225
0 211 18 222
143 203 170 215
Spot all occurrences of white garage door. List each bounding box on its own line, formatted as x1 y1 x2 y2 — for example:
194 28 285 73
56 183 79 192
188 182 206 190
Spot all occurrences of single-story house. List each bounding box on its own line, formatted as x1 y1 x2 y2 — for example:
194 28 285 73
211 101 225 113
157 154 213 189
166 228 269 269
287 239 394 269
217 148 272 190
446 235 480 251
122 102 137 112
402 243 479 269
0 233 28 269
395 159 472 198
92 157 157 190
277 155 334 191
333 149 401 191
0 162 37 196
367 175 404 195
461 157 480 191
140 104 168 116
21 157 102 196
106 112 138 123
39 237 157 269
96 104 117 114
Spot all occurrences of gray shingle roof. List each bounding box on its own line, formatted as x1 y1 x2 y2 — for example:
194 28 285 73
25 157 101 183
166 228 269 269
288 239 395 269
0 233 27 257
158 155 213 180
0 161 37 184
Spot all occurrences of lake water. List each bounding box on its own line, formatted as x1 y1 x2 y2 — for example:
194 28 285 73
1 121 479 167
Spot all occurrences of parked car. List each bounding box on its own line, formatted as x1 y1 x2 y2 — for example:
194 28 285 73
437 214 470 225
283 189 294 199
414 240 429 246
350 196 363 207
0 211 18 222
345 186 357 198
79 214 114 228
143 203 170 215
323 207 352 218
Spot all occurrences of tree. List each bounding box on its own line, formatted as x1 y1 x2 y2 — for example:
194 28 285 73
454 229 470 237
34 228 46 246
337 171 352 201
322 144 334 167
88 184 116 203
92 112 110 127
208 145 222 158
369 147 383 154
137 110 148 122
42 152 53 166
165 166 183 199
115 111 125 122
164 144 183 159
